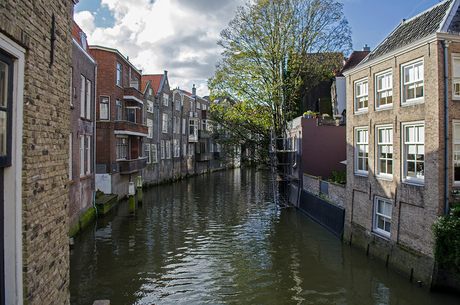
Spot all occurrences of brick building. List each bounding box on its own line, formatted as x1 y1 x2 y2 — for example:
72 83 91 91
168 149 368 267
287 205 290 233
70 21 97 237
343 0 460 287
0 0 75 303
90 45 148 198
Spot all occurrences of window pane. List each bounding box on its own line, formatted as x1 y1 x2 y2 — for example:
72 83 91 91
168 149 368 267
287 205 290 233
0 60 8 108
0 110 6 156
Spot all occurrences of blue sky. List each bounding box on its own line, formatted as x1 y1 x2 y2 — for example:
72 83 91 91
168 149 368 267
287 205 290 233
74 0 445 95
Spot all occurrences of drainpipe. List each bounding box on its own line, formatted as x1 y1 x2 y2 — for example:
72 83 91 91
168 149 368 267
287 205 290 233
157 103 160 185
172 97 175 181
93 62 98 214
443 40 451 215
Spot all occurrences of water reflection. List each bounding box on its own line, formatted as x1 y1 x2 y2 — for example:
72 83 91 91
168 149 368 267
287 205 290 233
70 168 460 304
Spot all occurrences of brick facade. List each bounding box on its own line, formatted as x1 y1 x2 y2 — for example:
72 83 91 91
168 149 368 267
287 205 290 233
0 0 74 303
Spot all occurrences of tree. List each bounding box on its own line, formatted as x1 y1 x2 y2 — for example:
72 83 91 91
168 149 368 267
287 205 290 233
208 0 352 158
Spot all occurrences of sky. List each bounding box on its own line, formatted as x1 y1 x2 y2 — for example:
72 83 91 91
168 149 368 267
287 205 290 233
74 0 445 97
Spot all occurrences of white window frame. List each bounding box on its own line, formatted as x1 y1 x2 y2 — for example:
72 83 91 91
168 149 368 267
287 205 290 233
152 143 158 163
402 121 425 184
197 102 201 109
166 140 171 159
116 62 122 86
163 93 169 107
146 100 154 113
182 118 186 135
145 143 151 164
452 55 460 100
160 140 165 159
116 98 122 121
70 67 73 106
354 127 369 176
402 58 424 104
375 70 393 109
175 99 180 111
80 75 85 118
79 135 85 177
86 79 91 119
376 125 393 179
116 136 128 160
100 96 109 120
453 120 460 186
189 143 195 156
86 135 91 175
162 113 168 133
373 196 392 238
147 118 153 139
69 133 72 180
354 78 368 113
183 143 187 157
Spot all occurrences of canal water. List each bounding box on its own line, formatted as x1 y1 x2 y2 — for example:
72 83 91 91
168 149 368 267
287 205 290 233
70 168 460 304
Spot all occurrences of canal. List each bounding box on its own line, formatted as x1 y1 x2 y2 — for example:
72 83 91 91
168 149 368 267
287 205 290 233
70 168 460 304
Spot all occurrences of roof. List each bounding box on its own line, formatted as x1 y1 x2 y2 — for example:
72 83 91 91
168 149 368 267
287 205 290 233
73 21 89 50
359 0 456 66
141 74 164 97
336 51 370 76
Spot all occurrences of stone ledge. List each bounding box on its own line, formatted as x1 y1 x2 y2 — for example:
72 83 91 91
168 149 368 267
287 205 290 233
95 194 119 216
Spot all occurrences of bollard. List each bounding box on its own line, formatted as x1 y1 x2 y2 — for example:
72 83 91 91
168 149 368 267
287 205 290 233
137 176 143 204
129 182 135 214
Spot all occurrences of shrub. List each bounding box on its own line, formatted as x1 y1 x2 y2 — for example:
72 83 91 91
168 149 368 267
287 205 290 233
432 203 460 280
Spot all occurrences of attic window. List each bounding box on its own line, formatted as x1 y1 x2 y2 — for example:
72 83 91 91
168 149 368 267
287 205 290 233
79 32 87 51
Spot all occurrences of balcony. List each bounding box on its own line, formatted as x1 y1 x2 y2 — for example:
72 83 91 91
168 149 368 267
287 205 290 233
198 130 211 138
114 121 148 136
119 158 147 174
124 87 143 103
196 152 213 162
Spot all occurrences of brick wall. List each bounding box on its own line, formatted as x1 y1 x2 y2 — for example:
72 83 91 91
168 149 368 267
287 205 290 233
0 0 74 303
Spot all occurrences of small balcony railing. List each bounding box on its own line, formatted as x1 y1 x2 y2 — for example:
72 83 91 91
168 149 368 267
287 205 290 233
118 158 147 174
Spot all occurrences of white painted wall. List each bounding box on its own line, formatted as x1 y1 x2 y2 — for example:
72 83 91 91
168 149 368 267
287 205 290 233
96 173 112 194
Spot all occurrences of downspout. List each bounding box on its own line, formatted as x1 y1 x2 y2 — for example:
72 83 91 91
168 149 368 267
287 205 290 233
172 94 175 181
443 40 451 215
157 103 160 185
93 62 98 215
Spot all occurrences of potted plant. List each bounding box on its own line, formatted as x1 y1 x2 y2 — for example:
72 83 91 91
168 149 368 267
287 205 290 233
452 189 460 201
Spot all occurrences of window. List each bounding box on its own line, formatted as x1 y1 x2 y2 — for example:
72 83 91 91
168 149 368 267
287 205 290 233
160 140 165 159
354 78 368 112
86 135 91 175
197 102 200 109
402 59 424 103
163 93 169 106
453 56 460 99
189 143 195 156
175 99 180 111
145 143 151 164
116 98 122 121
80 75 85 117
147 118 153 139
183 143 187 157
375 70 392 108
125 106 135 123
86 79 91 119
174 139 179 157
162 113 168 133
152 144 158 163
116 62 122 86
354 127 368 175
374 197 392 238
79 135 85 177
124 68 128 87
100 96 109 120
189 119 198 140
190 101 194 111
0 52 13 167
173 116 176 134
146 100 154 113
376 125 393 177
454 121 460 185
166 140 171 159
403 122 424 183
182 118 186 135
116 137 128 160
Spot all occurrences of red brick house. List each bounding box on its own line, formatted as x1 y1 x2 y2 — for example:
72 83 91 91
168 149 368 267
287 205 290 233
90 45 148 198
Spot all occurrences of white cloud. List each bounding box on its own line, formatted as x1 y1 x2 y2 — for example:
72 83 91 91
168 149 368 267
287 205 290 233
75 0 246 96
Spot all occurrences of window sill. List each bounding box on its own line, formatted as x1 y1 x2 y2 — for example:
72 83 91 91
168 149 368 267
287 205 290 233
69 180 75 185
375 175 393 181
375 105 393 112
371 231 390 241
354 172 369 178
402 179 425 187
80 174 93 181
354 109 368 115
401 99 424 107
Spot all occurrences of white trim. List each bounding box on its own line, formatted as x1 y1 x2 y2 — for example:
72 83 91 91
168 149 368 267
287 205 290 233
374 69 393 109
114 130 148 137
0 32 24 305
375 124 394 180
452 53 460 100
439 0 460 33
354 126 369 176
72 38 97 64
123 95 143 104
452 120 460 186
354 78 368 113
401 121 425 185
401 58 424 105
373 196 392 238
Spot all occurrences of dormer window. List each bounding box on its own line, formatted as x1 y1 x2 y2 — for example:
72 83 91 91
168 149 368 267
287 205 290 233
79 32 87 51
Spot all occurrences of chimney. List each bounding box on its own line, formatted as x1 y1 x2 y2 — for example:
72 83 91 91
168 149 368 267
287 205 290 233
362 44 370 52
192 84 196 96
